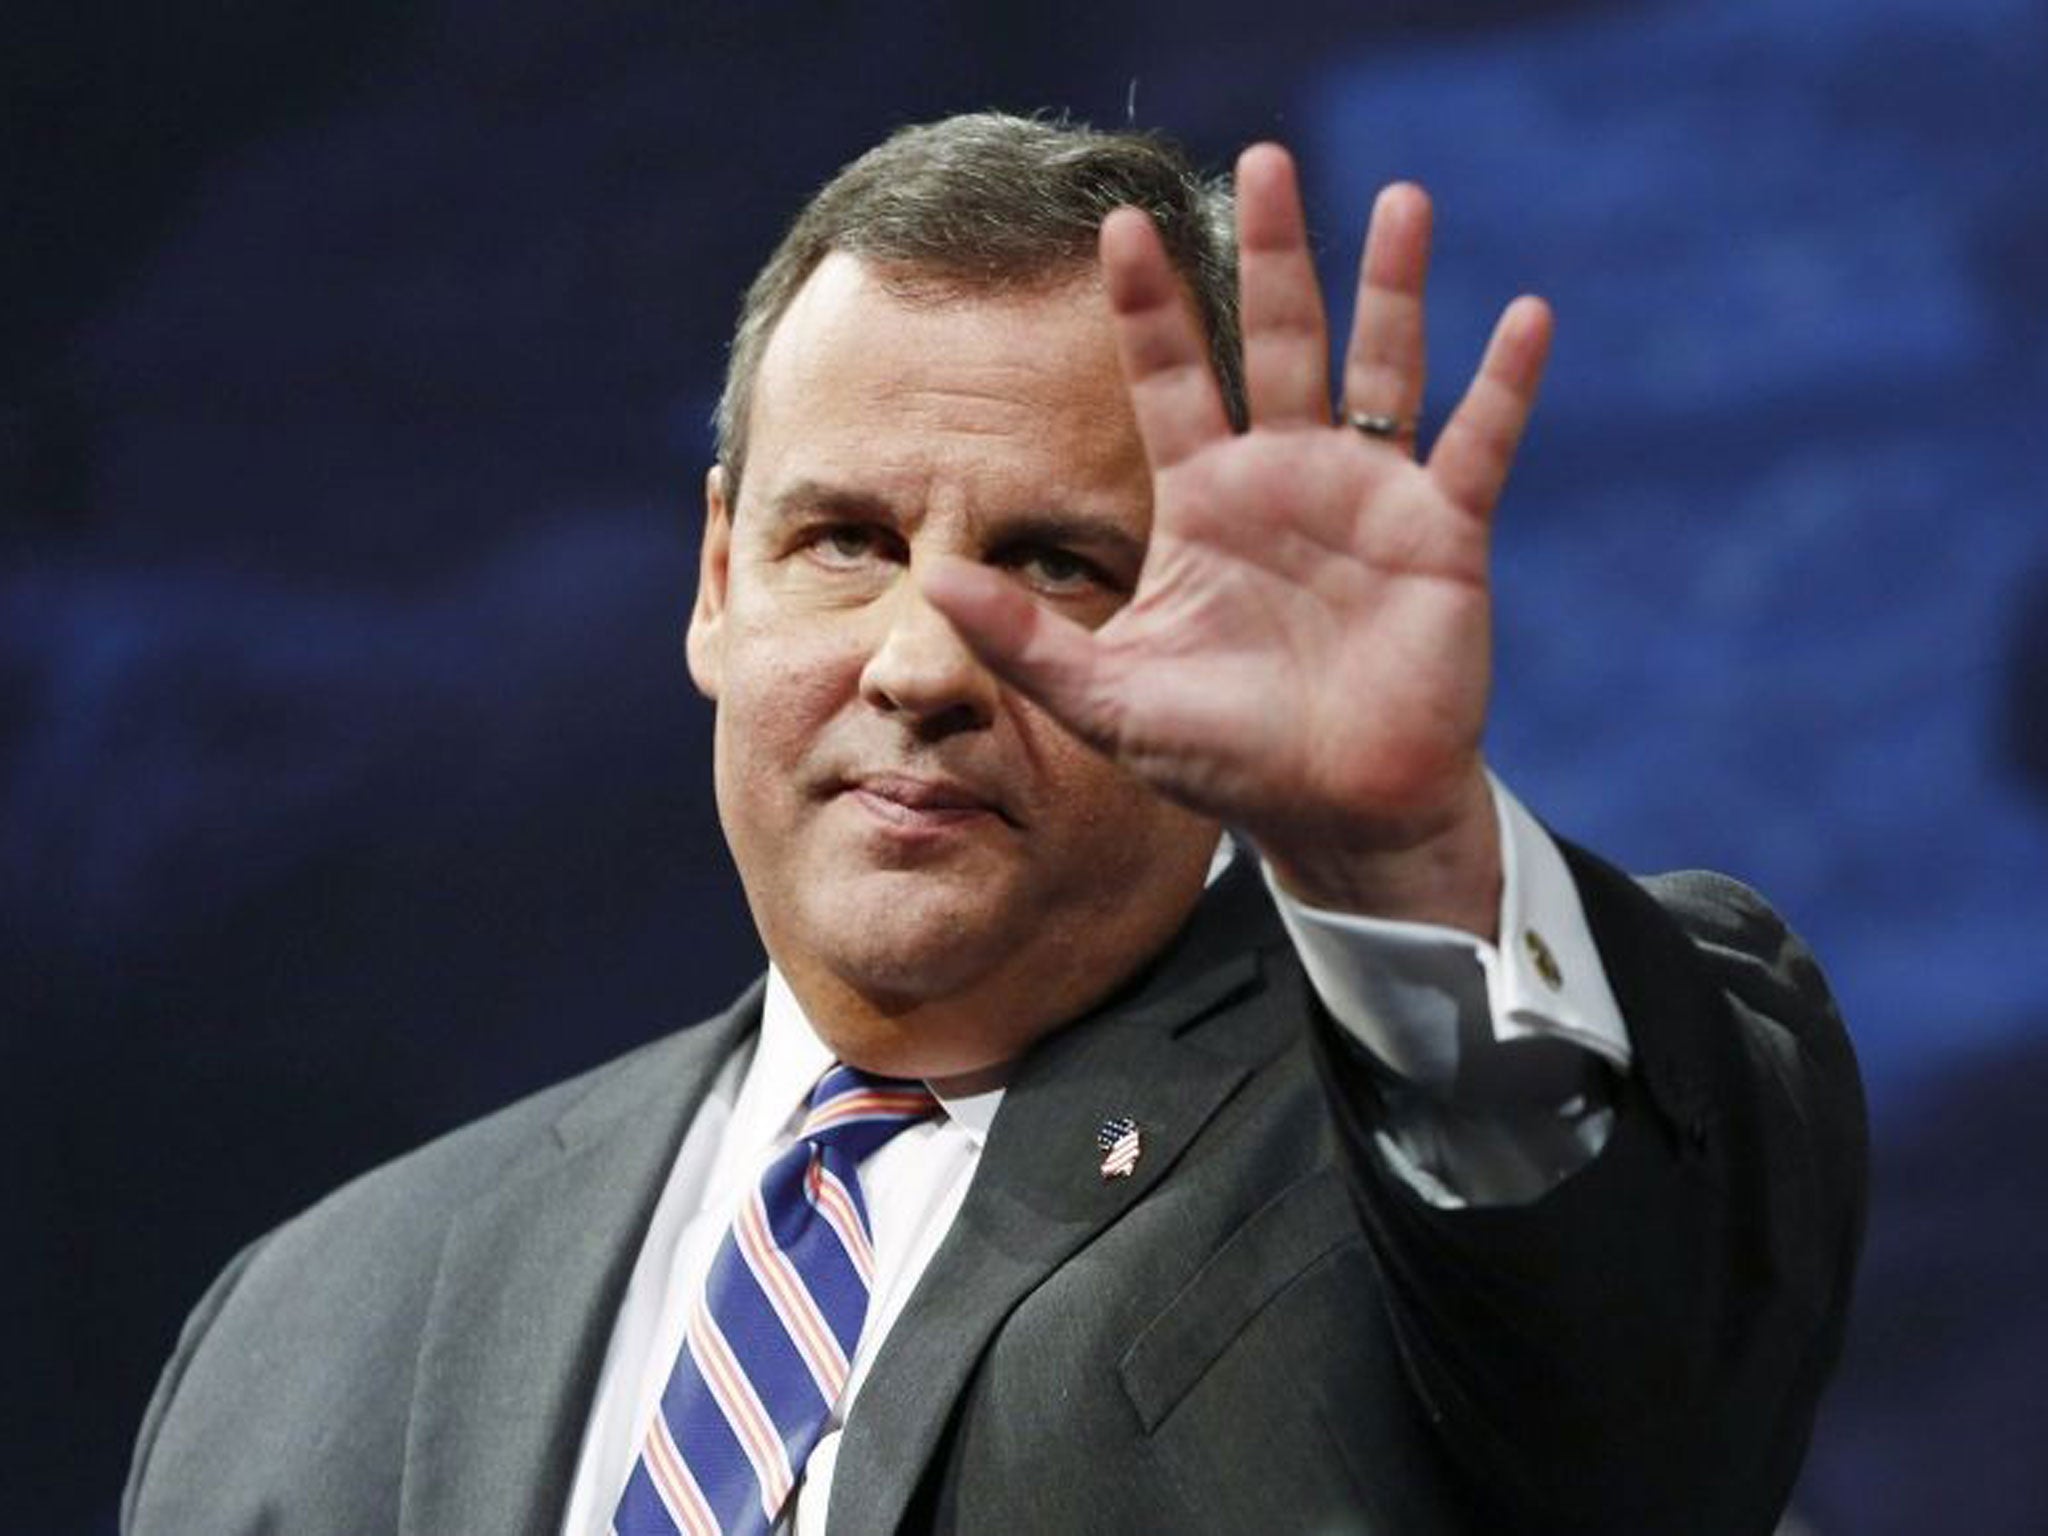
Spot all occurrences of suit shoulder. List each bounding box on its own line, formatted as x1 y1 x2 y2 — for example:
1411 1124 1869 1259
276 1011 745 1257
167 998 755 1346
126 1004 757 1527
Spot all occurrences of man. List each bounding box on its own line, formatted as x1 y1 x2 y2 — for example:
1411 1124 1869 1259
125 114 1865 1535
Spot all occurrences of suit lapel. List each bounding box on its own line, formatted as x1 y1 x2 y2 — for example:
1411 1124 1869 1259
831 860 1294 1533
398 988 762 1536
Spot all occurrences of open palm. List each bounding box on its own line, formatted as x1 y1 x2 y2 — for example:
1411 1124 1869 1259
924 147 1553 929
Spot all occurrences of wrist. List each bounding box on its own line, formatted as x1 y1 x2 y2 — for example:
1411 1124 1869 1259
1256 767 1503 941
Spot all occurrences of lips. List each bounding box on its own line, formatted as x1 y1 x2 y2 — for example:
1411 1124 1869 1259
840 771 1017 828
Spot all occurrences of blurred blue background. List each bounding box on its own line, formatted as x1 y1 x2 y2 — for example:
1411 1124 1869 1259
5 1 2043 1530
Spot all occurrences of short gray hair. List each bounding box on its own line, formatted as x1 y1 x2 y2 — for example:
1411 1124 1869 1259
714 112 1243 501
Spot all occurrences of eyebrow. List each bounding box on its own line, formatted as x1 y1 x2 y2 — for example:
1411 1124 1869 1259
759 479 894 526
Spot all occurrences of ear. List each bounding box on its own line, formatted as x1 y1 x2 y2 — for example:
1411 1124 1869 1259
685 464 734 700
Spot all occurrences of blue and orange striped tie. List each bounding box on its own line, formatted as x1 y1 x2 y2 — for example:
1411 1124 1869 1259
612 1065 939 1535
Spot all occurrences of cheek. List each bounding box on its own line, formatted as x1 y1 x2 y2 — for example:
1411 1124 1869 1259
1029 720 1173 845
713 623 862 791
1017 701 1218 868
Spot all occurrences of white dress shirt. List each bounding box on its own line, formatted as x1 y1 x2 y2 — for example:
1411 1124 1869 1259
560 778 1628 1534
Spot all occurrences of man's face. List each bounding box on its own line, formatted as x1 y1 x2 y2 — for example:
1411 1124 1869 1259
688 253 1219 1079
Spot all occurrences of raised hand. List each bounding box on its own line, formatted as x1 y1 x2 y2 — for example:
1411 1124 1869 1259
921 145 1553 936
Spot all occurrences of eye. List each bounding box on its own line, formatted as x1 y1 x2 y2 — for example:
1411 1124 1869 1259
802 522 899 569
1000 543 1112 596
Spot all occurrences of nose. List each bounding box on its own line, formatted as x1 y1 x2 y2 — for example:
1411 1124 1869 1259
858 577 998 736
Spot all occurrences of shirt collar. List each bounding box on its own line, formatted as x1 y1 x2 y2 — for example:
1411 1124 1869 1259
753 967 1003 1151
749 830 1233 1156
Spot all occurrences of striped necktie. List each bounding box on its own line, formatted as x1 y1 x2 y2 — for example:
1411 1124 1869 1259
613 1064 939 1536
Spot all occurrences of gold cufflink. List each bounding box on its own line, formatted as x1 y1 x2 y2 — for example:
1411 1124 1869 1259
1523 929 1563 990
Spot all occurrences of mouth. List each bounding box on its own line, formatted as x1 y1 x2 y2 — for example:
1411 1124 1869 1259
839 771 1019 830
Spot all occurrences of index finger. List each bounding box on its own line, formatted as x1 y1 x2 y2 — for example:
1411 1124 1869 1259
1100 206 1233 472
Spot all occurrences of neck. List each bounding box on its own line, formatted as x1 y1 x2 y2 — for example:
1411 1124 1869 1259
771 875 1211 1083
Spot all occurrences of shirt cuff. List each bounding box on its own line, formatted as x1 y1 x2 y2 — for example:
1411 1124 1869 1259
1263 774 1631 1094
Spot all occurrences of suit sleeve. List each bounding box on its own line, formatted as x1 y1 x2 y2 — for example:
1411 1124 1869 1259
1309 843 1868 1536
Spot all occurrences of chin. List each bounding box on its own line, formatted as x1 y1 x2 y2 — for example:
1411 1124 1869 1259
818 914 1009 1010
805 859 1008 957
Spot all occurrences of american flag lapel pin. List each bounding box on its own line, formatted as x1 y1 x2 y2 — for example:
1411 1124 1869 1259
1096 1115 1142 1180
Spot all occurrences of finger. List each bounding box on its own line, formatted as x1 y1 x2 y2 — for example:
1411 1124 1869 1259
918 557 1125 752
1101 206 1234 472
1426 294 1554 522
1340 183 1432 453
1236 144 1331 429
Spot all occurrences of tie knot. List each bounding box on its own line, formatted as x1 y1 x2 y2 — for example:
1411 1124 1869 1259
799 1064 938 1157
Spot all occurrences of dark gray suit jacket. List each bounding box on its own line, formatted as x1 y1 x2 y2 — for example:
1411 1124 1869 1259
124 847 1865 1535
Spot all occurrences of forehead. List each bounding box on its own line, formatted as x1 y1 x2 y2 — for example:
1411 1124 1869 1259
741 253 1146 513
